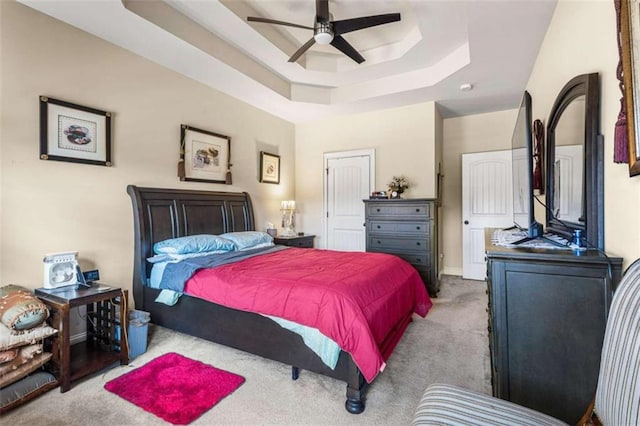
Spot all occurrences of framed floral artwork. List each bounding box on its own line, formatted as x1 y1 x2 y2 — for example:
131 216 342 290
260 151 280 184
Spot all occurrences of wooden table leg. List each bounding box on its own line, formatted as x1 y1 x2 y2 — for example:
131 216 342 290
119 290 129 365
58 304 71 392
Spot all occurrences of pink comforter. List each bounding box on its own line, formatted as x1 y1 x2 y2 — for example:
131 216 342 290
184 248 432 382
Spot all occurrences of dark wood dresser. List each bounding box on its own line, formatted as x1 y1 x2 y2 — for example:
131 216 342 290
485 230 623 423
364 198 439 296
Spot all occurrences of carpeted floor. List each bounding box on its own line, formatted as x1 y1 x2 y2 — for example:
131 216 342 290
1 275 490 425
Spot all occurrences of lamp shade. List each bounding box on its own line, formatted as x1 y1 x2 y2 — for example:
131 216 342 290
281 200 296 210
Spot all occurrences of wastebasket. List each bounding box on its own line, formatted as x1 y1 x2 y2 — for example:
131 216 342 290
127 309 150 359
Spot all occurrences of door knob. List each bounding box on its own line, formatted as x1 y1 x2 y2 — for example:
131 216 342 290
464 220 469 225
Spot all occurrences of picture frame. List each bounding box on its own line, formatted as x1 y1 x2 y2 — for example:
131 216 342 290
259 151 280 184
39 96 112 166
180 125 231 184
620 0 640 176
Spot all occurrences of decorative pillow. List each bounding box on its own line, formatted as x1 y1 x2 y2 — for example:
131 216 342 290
0 343 43 375
219 231 274 250
0 371 57 412
153 234 235 255
0 285 49 332
0 323 57 351
0 348 18 364
0 351 51 388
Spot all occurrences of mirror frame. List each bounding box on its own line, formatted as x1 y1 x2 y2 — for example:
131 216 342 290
545 73 604 249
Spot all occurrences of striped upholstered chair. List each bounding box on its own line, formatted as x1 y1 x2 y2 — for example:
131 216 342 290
412 258 640 426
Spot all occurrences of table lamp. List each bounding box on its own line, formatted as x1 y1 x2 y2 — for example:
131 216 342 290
280 200 296 236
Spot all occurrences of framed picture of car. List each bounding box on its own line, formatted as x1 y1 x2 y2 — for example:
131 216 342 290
39 96 112 166
179 125 231 184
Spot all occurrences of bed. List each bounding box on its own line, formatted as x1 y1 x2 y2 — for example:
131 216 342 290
127 185 431 413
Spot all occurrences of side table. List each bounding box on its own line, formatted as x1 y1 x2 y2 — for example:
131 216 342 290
35 285 129 392
273 234 315 248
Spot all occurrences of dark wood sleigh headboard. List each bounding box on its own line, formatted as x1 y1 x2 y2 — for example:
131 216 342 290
126 185 255 306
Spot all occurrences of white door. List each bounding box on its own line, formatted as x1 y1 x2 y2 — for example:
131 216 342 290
462 150 514 280
324 150 374 251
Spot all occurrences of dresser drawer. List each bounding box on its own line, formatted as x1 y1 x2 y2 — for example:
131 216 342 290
368 221 429 235
367 236 429 252
372 251 431 268
366 202 432 219
395 252 431 268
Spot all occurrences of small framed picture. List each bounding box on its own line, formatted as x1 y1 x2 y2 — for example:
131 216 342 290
260 151 280 184
39 96 112 166
180 125 231 184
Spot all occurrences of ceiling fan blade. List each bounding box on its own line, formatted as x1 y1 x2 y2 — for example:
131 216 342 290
330 35 365 64
332 13 401 35
289 38 316 63
316 0 330 22
247 16 313 30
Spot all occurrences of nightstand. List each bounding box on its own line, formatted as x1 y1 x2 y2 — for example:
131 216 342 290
273 235 315 248
35 285 129 392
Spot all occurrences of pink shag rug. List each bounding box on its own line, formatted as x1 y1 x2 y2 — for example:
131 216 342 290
104 352 245 424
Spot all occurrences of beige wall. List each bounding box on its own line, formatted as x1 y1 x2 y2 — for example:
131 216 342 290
441 110 518 275
527 0 640 267
294 102 438 247
0 2 295 298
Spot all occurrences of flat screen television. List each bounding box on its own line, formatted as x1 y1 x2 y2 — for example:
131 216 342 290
509 91 561 246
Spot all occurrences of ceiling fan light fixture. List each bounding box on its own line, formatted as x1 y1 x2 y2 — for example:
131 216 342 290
314 32 333 45
314 21 333 45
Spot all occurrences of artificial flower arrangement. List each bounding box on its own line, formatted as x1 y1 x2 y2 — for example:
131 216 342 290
388 175 409 198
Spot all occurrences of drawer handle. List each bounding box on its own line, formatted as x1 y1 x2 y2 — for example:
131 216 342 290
416 208 420 212
416 226 421 230
416 242 421 246
377 225 381 229
376 208 381 212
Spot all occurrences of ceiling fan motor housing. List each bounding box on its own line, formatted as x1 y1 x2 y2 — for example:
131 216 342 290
314 21 333 44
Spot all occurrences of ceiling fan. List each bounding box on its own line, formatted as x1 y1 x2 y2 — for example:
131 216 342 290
247 0 401 64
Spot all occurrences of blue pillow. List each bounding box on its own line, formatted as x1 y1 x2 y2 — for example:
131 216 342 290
153 234 235 255
219 231 274 250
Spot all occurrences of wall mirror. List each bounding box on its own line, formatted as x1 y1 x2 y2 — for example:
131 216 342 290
546 73 604 249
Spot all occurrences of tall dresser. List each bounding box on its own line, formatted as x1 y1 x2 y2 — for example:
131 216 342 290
485 229 623 424
364 198 439 296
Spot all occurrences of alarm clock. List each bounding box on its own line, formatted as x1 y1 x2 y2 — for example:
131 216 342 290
43 251 79 289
